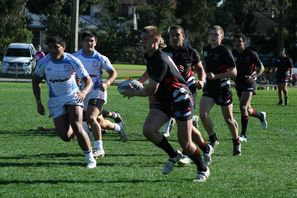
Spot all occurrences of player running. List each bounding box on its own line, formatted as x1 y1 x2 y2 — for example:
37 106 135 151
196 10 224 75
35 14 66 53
123 25 210 182
74 32 127 158
200 25 241 156
32 35 96 168
162 25 213 165
273 48 293 106
232 33 267 142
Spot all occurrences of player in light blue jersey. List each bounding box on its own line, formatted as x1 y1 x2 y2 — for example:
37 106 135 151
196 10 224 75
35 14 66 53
74 32 127 158
32 35 96 169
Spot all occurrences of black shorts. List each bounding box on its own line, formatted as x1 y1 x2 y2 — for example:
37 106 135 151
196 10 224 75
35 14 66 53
276 75 290 84
203 81 233 106
152 87 193 121
235 81 256 97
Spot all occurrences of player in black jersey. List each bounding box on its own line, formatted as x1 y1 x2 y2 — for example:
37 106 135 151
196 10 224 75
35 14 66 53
232 33 267 142
273 48 293 105
124 25 209 182
162 25 213 165
200 25 241 156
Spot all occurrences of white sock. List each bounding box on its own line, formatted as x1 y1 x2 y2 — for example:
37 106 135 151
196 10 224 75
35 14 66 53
94 140 103 150
83 150 94 160
113 123 121 132
111 112 117 119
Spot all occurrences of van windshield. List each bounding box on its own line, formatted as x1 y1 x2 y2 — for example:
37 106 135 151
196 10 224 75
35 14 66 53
5 48 31 57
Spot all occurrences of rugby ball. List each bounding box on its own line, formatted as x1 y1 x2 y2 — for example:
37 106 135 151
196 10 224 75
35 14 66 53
118 80 143 95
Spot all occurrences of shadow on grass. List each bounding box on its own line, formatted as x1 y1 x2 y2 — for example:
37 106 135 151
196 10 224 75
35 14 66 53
0 178 168 185
0 128 57 137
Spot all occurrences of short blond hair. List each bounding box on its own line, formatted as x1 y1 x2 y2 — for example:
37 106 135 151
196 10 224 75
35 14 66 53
142 25 167 48
209 25 224 36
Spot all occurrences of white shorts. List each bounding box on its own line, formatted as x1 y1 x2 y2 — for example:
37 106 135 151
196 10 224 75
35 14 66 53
48 92 83 119
83 89 107 111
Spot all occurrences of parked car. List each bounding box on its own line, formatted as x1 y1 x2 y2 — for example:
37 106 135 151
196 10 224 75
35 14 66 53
1 43 36 74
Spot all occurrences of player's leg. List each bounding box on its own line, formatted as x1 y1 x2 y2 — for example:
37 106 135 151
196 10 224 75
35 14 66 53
199 96 217 147
191 126 214 166
221 104 241 156
53 114 74 142
66 105 96 168
97 115 127 142
85 99 105 157
176 119 209 182
143 108 182 174
282 82 288 105
277 82 283 105
239 91 252 141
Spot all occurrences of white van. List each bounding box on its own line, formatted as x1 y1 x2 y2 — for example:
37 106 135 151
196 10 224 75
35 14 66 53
1 43 36 74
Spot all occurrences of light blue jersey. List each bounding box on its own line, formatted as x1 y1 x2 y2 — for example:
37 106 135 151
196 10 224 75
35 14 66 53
73 49 114 90
33 52 89 98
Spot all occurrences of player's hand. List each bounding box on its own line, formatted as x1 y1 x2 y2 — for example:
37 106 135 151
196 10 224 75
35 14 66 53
245 75 255 84
76 91 87 103
195 80 205 90
37 102 45 115
206 72 216 80
100 83 108 91
177 65 184 73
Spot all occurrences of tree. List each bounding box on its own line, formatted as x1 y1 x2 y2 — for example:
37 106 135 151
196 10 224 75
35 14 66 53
26 0 90 51
0 0 32 55
174 0 217 51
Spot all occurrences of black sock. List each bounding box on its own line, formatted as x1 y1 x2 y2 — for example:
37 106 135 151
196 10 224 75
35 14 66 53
198 142 209 153
241 115 249 137
189 149 207 171
156 136 177 158
250 108 262 121
209 133 218 144
232 137 240 146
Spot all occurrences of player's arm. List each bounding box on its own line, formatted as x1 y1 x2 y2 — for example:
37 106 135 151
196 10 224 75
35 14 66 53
102 68 117 90
207 66 237 80
194 61 206 89
32 75 45 115
77 75 93 103
138 69 149 83
124 77 158 97
254 63 264 79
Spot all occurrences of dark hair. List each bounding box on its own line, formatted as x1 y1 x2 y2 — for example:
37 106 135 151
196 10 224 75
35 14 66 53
46 35 66 47
81 32 97 41
233 33 247 43
169 25 185 36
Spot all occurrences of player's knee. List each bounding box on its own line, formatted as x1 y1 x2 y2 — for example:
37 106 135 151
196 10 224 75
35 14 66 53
86 115 97 125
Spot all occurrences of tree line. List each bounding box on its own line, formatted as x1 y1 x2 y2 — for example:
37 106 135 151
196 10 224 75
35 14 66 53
0 0 296 64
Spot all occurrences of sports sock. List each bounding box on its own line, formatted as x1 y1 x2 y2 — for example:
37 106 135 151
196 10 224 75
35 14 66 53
232 137 240 146
156 136 177 158
102 110 110 118
209 133 218 144
285 97 288 105
94 140 103 150
189 148 207 171
83 150 94 159
250 108 262 121
198 141 209 154
241 115 249 137
113 123 121 132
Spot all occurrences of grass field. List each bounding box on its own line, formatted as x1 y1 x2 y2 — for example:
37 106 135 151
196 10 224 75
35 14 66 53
0 82 296 198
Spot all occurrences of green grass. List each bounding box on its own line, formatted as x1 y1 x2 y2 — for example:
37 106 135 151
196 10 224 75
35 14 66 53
0 82 297 198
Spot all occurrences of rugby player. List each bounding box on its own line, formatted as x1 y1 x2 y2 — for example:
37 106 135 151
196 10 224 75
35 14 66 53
232 33 267 142
273 48 293 106
200 25 241 156
162 25 213 165
74 32 127 158
124 25 210 182
32 35 96 168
